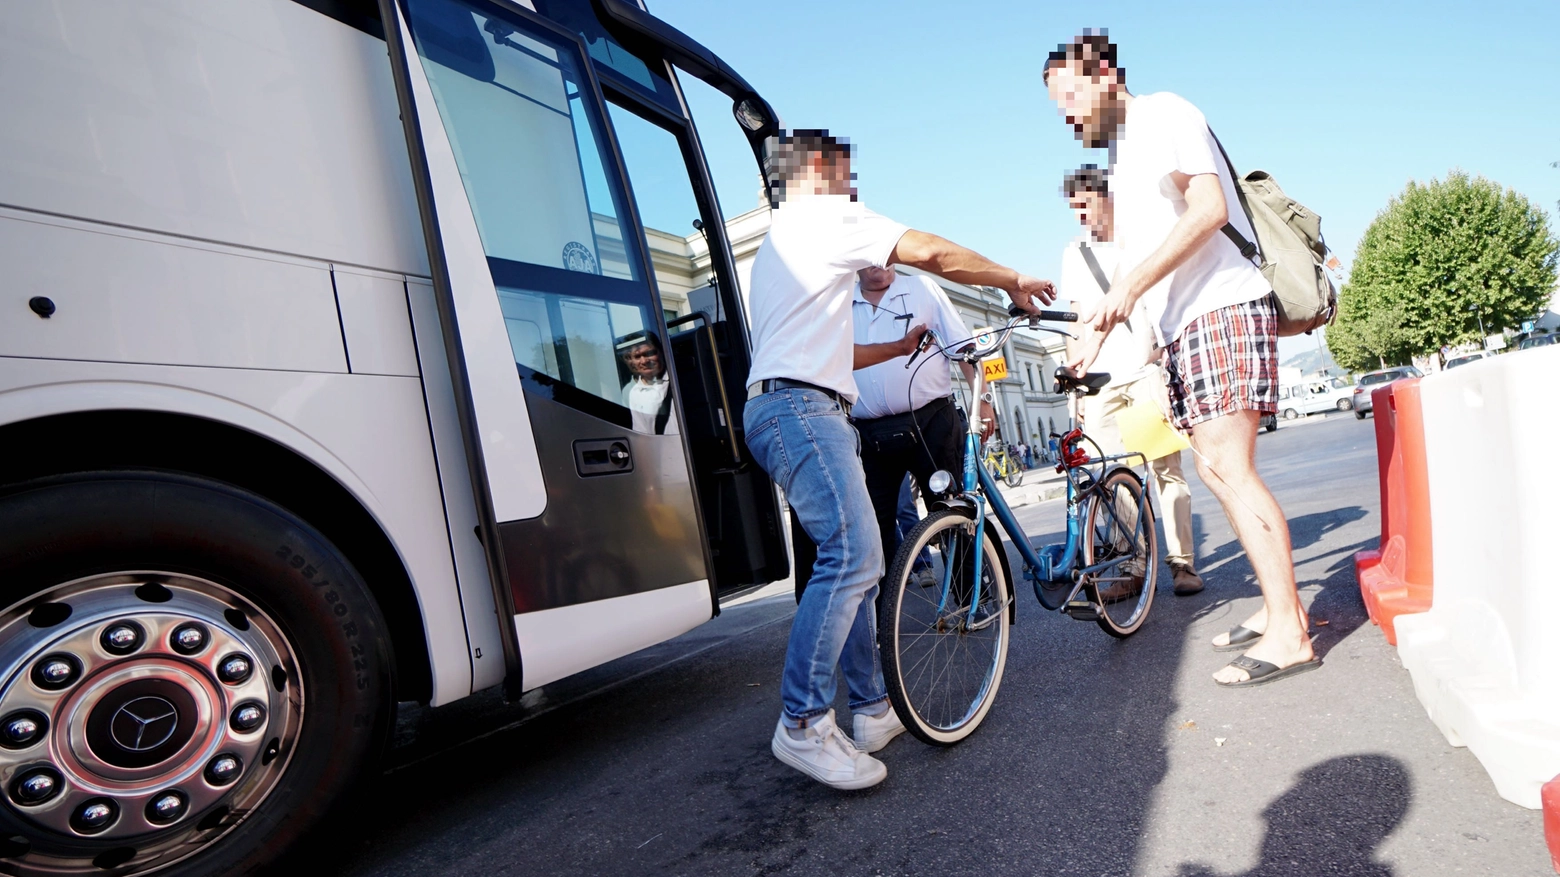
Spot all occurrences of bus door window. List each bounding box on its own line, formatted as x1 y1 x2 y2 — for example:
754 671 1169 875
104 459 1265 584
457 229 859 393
405 0 673 435
605 103 713 323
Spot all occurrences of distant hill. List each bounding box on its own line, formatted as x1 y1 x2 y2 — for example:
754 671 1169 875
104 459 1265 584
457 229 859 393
1281 347 1344 376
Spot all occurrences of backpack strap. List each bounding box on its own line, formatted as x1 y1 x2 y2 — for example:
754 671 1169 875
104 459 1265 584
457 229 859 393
1078 241 1131 333
1210 131 1263 266
1078 241 1111 292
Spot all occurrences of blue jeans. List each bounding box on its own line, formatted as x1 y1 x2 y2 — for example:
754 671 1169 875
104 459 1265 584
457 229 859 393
744 388 887 725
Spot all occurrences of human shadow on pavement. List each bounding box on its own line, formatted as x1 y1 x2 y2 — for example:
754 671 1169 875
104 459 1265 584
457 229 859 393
1176 754 1409 877
1195 508 1368 575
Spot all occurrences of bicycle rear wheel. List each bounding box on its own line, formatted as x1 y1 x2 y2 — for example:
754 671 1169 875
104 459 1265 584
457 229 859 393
1083 467 1158 638
1002 461 1024 488
879 509 1010 746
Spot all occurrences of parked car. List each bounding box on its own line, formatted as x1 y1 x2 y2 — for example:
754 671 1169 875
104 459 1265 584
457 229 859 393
1517 334 1559 350
1351 366 1425 418
1445 350 1494 369
1261 412 1278 433
1278 379 1355 420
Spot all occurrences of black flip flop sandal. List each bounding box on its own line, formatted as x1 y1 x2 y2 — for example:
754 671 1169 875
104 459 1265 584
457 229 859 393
1215 654 1322 688
1212 625 1263 652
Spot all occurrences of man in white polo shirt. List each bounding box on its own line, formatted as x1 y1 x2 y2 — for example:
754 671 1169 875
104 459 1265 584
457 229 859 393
1058 165 1202 598
851 265 991 589
1046 33 1315 688
745 129 1053 788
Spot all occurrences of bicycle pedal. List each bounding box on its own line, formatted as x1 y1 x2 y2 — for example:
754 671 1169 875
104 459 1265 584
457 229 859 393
1063 599 1101 621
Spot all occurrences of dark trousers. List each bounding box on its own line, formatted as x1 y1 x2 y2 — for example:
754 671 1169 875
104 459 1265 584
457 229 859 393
791 397 966 601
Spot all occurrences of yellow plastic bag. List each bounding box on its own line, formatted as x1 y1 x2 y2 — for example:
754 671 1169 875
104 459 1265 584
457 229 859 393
1114 398 1189 462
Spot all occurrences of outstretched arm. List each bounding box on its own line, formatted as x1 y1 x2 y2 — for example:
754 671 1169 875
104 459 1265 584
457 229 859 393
890 230 1056 312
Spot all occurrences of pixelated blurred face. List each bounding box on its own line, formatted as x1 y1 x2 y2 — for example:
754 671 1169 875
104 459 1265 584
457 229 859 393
811 149 854 197
624 342 664 379
857 265 896 291
1046 61 1123 147
1068 190 1112 241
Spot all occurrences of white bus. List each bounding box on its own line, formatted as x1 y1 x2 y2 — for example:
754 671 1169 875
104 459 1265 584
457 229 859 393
0 0 788 872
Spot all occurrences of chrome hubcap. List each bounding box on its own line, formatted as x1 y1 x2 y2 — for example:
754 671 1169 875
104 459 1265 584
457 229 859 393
0 573 303 874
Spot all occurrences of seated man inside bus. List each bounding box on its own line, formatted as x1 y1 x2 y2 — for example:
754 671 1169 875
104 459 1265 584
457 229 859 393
743 128 1053 790
618 333 677 435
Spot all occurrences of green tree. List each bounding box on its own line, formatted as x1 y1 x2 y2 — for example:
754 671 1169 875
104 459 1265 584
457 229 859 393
1334 171 1559 367
1329 302 1412 371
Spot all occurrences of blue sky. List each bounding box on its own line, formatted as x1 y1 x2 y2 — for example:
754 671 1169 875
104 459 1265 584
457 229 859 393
643 0 1560 361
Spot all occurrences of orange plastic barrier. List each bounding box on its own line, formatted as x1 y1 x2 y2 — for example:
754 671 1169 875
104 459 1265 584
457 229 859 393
1545 775 1560 872
1354 379 1433 645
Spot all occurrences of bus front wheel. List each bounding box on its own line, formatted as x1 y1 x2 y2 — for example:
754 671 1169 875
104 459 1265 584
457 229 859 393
0 471 392 877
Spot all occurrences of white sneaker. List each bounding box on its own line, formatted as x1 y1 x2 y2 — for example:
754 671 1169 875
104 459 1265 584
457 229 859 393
853 708 906 753
771 710 887 790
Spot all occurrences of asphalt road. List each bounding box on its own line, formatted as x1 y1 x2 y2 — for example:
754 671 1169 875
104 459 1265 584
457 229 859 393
268 412 1551 877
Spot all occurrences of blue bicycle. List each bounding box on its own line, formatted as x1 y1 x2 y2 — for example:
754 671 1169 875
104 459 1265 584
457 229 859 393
879 307 1159 745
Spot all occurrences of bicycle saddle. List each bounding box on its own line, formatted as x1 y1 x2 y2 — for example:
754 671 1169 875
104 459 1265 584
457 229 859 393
1053 368 1112 396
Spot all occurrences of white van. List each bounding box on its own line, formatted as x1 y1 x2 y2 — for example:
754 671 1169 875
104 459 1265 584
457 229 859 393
1278 377 1355 419
0 1 787 872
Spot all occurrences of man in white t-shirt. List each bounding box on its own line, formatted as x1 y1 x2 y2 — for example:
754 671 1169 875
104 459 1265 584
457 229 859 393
1058 165 1202 598
745 129 1053 788
1045 33 1315 688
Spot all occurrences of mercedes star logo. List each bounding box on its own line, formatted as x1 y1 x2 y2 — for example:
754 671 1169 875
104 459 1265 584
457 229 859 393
110 696 180 752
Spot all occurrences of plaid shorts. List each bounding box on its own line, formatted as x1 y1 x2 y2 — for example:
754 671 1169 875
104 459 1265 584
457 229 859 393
1164 293 1279 431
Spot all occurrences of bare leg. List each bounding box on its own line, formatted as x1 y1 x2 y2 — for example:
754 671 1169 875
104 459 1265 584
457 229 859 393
1187 410 1312 682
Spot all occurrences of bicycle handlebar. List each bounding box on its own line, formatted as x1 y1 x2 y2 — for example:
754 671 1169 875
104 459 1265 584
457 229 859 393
1007 304 1079 322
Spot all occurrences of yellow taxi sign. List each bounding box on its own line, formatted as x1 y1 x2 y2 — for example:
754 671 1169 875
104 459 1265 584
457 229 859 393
981 356 1009 382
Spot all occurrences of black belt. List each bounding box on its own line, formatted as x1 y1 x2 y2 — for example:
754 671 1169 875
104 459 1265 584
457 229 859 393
750 378 852 414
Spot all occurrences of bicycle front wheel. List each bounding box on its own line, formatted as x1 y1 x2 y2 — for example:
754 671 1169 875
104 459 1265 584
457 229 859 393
879 509 1011 746
1083 467 1158 638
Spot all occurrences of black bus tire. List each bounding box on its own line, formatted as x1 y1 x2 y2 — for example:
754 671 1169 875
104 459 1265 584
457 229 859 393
0 471 392 877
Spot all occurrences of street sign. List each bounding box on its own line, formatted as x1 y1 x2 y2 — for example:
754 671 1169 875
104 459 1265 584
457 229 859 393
982 356 1009 382
1485 334 1507 350
1522 321 1535 333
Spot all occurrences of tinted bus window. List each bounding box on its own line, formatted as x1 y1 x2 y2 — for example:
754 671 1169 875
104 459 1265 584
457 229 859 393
406 0 677 434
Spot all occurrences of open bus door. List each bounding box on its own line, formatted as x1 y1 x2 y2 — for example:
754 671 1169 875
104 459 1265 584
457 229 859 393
379 0 786 694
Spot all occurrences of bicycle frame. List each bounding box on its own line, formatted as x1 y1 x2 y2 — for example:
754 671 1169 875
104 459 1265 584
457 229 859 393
932 319 1152 616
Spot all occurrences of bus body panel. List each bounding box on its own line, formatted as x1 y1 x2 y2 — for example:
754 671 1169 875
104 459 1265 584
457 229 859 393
407 278 510 693
0 0 430 277
0 209 348 373
513 578 710 691
0 354 484 704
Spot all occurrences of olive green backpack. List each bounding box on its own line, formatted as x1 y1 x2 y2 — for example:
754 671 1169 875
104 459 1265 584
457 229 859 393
1213 135 1338 336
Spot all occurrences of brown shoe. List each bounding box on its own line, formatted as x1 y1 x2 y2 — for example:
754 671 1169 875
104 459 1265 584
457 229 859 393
1171 562 1204 596
1095 558 1145 604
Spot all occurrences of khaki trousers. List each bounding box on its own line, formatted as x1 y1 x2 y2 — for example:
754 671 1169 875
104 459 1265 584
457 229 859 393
1080 373 1196 568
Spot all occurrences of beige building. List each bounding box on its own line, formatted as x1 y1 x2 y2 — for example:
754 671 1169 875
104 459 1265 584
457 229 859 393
646 205 1071 451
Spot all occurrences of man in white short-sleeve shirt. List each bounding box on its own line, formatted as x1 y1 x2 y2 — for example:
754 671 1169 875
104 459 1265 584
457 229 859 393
744 129 1054 789
1057 165 1201 597
848 267 991 596
1046 33 1314 688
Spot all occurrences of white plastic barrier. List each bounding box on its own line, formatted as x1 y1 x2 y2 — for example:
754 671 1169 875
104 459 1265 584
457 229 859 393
1394 345 1560 809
